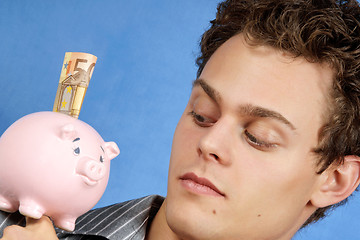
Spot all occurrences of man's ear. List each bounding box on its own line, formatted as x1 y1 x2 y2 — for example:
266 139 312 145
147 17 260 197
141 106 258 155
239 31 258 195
310 155 360 208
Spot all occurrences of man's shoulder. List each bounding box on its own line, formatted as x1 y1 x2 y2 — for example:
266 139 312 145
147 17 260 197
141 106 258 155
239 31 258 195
57 194 164 239
59 195 164 239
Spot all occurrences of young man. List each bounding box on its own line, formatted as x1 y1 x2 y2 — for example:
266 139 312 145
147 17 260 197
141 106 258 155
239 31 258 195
1 0 360 239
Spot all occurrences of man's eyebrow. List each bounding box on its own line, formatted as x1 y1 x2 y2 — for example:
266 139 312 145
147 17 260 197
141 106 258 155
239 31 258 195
193 78 221 103
100 146 105 153
239 104 297 131
192 78 296 130
73 137 80 142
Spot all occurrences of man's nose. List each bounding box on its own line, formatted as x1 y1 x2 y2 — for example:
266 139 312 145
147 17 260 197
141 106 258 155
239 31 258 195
197 118 233 166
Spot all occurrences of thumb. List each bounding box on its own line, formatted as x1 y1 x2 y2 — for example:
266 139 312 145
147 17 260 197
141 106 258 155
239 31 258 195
25 216 54 230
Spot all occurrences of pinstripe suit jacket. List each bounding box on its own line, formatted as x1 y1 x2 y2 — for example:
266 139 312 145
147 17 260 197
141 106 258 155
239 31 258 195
0 195 164 240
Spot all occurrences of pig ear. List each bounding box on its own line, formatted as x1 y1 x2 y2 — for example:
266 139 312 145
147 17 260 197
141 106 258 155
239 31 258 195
60 124 76 140
104 142 120 160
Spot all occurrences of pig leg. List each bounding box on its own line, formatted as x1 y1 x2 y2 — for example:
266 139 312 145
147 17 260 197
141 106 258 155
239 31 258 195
0 195 18 212
53 216 76 232
18 200 45 219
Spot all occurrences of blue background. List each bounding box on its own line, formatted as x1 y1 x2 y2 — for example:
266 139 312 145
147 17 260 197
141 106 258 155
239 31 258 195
0 1 359 239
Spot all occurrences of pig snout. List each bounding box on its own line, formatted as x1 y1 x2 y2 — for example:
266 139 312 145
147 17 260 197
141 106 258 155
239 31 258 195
76 157 105 186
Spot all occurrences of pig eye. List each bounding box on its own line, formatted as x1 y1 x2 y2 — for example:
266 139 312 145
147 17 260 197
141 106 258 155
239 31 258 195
74 147 80 155
100 146 105 163
72 138 81 156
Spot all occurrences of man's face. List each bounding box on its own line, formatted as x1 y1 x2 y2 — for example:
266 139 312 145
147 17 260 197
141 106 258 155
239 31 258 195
165 34 334 240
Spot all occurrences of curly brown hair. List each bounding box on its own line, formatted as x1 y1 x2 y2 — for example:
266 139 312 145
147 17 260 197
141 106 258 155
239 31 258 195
196 0 360 227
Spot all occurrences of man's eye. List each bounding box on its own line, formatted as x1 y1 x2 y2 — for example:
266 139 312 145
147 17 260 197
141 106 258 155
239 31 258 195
100 155 104 163
244 130 277 150
190 111 205 122
188 110 214 127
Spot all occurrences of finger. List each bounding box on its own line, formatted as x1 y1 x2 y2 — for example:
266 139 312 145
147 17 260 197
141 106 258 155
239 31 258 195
25 216 53 230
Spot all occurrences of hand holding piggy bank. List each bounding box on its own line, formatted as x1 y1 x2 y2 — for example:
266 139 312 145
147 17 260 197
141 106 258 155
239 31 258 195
0 111 120 231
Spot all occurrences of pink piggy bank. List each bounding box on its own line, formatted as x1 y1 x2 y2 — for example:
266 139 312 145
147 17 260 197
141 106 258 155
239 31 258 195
0 111 119 231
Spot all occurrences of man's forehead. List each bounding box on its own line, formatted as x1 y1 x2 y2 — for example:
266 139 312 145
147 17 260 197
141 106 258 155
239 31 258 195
203 34 334 97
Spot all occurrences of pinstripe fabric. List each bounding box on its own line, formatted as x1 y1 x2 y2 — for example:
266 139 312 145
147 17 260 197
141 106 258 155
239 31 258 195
0 195 164 240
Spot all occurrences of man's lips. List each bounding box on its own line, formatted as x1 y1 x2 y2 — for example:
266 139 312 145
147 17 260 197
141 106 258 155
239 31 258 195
179 172 225 197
